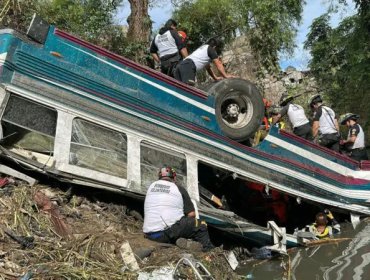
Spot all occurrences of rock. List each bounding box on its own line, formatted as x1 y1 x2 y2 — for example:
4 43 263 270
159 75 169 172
134 247 154 260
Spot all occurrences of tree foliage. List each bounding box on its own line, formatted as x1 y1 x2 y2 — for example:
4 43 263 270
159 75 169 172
0 0 140 58
304 0 370 141
173 0 304 72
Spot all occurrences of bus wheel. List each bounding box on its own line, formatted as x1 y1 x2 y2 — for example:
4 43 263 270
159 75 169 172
207 79 264 142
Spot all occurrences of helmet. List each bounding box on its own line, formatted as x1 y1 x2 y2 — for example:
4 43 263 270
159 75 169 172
178 31 187 43
270 105 281 115
308 94 322 107
158 166 177 180
339 113 359 125
280 96 294 107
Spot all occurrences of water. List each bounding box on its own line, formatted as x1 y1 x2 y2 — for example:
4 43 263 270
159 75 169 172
237 219 370 280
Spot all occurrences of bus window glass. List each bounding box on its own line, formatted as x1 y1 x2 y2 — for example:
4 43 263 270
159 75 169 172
140 142 187 189
1 95 57 154
70 118 127 178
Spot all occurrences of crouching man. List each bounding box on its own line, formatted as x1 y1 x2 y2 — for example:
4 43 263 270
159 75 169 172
143 166 214 252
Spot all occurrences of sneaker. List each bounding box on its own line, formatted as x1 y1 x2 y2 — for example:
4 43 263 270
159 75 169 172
187 80 196 86
176 238 203 252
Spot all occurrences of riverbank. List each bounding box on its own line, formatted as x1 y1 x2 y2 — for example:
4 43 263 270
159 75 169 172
0 181 239 279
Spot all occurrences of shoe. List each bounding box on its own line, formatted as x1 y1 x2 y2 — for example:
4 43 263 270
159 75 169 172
176 238 203 252
187 80 196 86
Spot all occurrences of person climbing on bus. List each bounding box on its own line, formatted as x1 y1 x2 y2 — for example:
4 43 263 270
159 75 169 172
309 94 340 152
306 210 340 239
252 98 271 145
273 95 312 140
150 19 188 77
174 37 235 85
339 113 368 161
143 166 214 252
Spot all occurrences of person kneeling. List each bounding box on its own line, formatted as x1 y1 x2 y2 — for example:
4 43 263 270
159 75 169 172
143 166 214 252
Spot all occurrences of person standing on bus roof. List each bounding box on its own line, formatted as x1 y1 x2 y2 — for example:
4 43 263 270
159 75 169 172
150 19 188 77
143 166 214 252
339 113 368 161
174 37 235 85
273 95 312 140
309 94 340 152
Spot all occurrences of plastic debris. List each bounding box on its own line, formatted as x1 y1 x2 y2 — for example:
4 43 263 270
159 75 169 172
224 250 239 270
120 241 140 271
138 267 174 280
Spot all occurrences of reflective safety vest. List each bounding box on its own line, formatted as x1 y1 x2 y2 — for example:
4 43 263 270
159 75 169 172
268 117 285 129
308 223 333 239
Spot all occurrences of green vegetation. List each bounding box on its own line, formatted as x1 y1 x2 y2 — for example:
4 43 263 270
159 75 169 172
304 0 369 140
173 0 304 72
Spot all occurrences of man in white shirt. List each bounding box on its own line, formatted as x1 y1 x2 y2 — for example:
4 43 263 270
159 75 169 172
174 37 234 85
340 113 368 161
143 166 214 251
150 19 188 77
273 95 312 140
309 94 340 152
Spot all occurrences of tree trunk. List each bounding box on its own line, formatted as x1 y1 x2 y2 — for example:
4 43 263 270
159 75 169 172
127 0 151 42
127 0 151 63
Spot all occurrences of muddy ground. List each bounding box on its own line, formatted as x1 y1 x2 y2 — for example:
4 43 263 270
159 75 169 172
0 179 241 280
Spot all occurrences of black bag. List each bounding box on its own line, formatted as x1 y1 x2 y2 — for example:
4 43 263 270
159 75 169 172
319 133 340 146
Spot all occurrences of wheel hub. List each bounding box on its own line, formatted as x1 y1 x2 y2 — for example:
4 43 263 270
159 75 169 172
226 103 240 118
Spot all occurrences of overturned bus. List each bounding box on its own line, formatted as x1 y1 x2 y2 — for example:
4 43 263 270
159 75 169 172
0 16 369 248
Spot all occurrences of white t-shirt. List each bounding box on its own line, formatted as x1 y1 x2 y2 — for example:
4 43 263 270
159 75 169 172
348 124 365 149
185 45 218 71
281 104 309 128
152 30 179 58
143 179 184 233
313 106 338 134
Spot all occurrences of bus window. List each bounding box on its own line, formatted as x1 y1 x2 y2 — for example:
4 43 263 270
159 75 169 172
1 95 57 154
140 141 187 189
69 118 127 178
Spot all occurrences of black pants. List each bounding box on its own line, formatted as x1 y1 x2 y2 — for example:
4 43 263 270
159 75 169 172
349 148 369 161
146 216 214 251
293 123 312 140
318 133 340 152
160 53 181 77
174 59 196 84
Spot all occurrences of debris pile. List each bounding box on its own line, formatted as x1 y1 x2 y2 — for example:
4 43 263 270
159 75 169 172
0 178 238 279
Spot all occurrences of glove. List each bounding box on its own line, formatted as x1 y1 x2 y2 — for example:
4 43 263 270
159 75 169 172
324 209 334 220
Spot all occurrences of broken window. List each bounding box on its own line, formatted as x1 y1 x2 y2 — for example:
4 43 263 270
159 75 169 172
1 94 57 154
69 118 127 178
140 142 187 189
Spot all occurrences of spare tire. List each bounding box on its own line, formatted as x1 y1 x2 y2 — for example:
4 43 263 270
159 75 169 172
207 78 264 142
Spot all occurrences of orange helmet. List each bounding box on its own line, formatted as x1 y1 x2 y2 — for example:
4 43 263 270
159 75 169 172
178 31 187 43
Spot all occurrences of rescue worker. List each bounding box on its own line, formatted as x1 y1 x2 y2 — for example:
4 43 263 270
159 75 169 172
339 113 368 161
307 210 340 239
309 94 340 152
253 98 271 145
269 105 285 129
150 19 188 77
143 166 214 252
273 95 312 140
174 37 234 85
